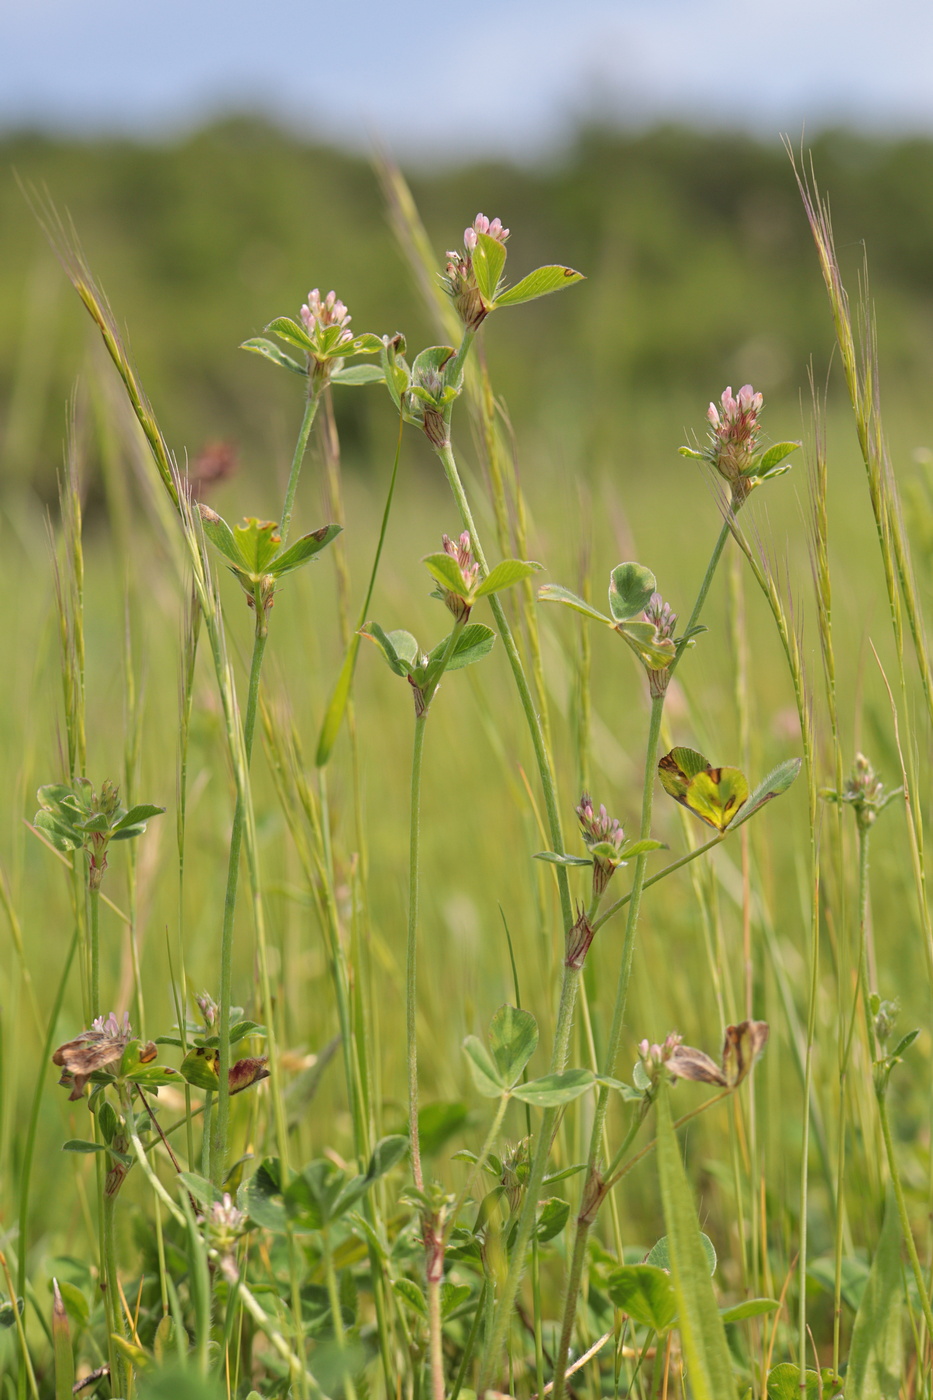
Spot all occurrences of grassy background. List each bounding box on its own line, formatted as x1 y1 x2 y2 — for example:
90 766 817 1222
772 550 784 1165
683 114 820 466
2 118 933 1381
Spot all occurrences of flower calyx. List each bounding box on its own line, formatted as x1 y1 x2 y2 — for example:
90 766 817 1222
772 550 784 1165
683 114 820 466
679 384 799 509
565 905 596 969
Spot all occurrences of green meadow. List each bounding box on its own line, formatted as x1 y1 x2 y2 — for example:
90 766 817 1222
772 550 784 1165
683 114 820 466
0 120 932 1398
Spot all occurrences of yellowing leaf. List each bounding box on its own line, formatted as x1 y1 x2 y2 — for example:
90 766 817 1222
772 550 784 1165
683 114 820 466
658 748 748 832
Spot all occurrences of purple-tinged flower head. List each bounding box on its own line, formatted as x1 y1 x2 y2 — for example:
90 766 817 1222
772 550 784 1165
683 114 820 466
204 1191 246 1281
91 1011 132 1044
443 213 509 330
642 593 678 697
638 1032 683 1075
576 792 626 898
195 992 218 1028
644 593 677 642
706 384 764 500
434 531 481 622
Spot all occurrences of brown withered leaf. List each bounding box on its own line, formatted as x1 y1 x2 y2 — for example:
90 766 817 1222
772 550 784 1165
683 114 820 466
721 1020 769 1088
53 1029 129 1101
667 1044 727 1086
229 1056 269 1094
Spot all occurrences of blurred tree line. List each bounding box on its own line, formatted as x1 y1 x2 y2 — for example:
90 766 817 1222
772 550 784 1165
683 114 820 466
2 117 932 498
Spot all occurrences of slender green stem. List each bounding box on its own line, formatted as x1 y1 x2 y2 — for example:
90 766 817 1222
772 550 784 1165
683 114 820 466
592 834 725 933
0 1251 40 1400
211 609 268 1187
89 883 100 1021
435 439 573 934
280 388 321 549
101 1192 126 1397
408 712 428 1192
477 963 582 1391
670 517 731 675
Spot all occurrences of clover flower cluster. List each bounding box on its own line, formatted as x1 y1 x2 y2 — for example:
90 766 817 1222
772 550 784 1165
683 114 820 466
90 1011 132 1046
638 1033 683 1076
576 792 626 898
706 384 764 486
843 752 886 828
643 592 679 696
444 213 509 329
299 288 353 350
438 532 480 621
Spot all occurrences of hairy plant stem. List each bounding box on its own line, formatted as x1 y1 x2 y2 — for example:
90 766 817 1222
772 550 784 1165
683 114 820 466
88 882 100 1022
408 712 428 1193
551 692 665 1400
434 438 572 934
101 1191 126 1397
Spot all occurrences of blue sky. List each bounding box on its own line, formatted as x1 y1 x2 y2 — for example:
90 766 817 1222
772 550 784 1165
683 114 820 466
2 0 932 159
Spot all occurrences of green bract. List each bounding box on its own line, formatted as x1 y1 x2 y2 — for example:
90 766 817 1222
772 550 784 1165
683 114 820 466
198 508 341 599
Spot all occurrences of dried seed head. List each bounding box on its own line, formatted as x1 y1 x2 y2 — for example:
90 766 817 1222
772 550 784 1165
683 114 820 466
565 905 596 968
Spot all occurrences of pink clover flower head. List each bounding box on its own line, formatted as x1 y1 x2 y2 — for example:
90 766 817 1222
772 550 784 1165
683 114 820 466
299 288 354 353
209 1192 246 1234
576 792 624 854
705 383 764 490
434 531 480 621
442 531 480 591
643 592 677 642
90 1011 132 1044
463 213 510 251
443 215 509 328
